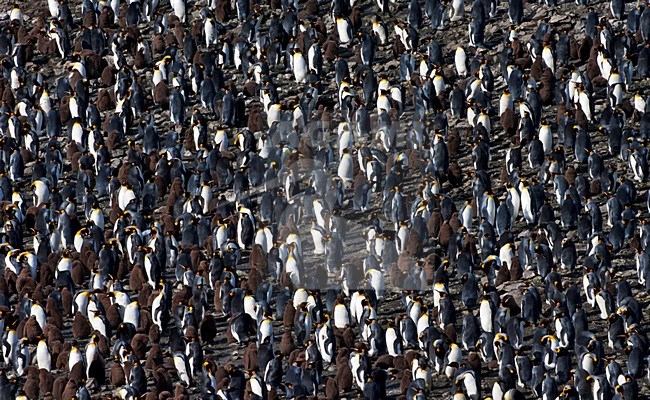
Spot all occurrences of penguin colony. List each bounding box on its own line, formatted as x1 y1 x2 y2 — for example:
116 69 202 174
0 0 647 398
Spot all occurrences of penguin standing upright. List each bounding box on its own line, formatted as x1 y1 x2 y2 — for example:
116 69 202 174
171 0 186 22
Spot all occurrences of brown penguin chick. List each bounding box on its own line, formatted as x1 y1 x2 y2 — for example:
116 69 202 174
23 376 39 399
109 356 127 387
496 261 510 286
342 327 356 349
539 68 555 105
66 141 79 163
23 315 43 341
283 302 296 327
530 56 544 81
325 377 339 400
174 384 190 400
139 309 153 332
393 353 408 371
52 376 67 400
247 267 262 294
145 344 163 371
68 361 86 384
590 178 601 195
152 34 166 55
2 87 15 108
444 323 457 342
427 209 442 239
446 161 462 187
213 0 230 21
98 6 114 28
173 21 185 45
39 369 55 394
438 221 453 248
131 333 149 360
575 106 588 131
133 49 147 69
82 52 107 79
129 264 147 292
279 331 296 356
302 0 319 14
59 287 73 316
500 108 517 137
586 57 601 81
374 354 395 369
105 303 122 330
138 284 154 308
446 129 461 157
243 342 259 372
509 257 523 281
72 311 91 339
16 268 36 295
44 322 64 347
248 240 268 272
335 361 353 391
578 36 593 62
55 343 70 371
322 39 339 62
199 314 217 343
467 351 482 372
106 130 121 151
449 212 462 232
145 388 160 400
153 81 170 106
405 231 423 257
61 378 83 399
70 260 87 286
564 165 577 185
164 32 178 47
96 88 114 111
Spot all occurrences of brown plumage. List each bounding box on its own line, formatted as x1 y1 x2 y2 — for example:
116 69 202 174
138 284 154 308
501 108 517 138
496 261 510 286
164 32 178 48
283 302 295 328
131 333 149 360
23 315 42 342
335 361 353 391
68 361 86 384
427 209 442 239
325 377 339 400
590 178 601 195
70 260 87 286
129 264 147 292
564 165 577 185
145 344 163 371
72 311 91 339
96 89 114 113
446 129 461 157
510 257 523 281
405 231 423 258
23 376 39 399
152 34 166 55
52 376 67 400
578 36 592 62
279 331 296 356
199 314 217 343
438 221 453 248
98 7 114 28
530 57 544 81
322 39 338 62
243 343 259 372
39 369 54 394
449 212 462 231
